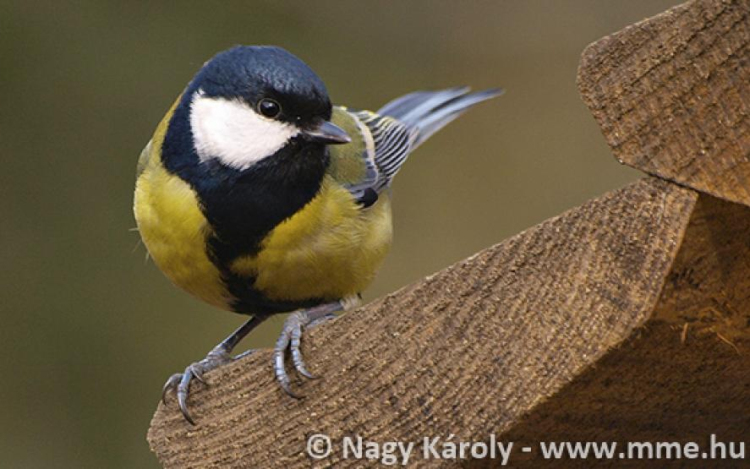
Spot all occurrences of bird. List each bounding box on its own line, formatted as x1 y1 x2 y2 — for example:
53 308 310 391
134 45 501 425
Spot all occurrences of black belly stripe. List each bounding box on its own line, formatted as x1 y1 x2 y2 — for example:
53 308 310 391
206 233 324 315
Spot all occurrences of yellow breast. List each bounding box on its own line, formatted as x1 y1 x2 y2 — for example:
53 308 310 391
231 178 393 302
134 103 231 310
135 158 232 310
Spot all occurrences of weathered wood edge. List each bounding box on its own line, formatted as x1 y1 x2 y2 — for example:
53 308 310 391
577 0 750 207
480 192 750 468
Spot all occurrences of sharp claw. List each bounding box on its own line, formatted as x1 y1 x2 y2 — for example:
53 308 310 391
292 351 316 379
160 316 267 425
161 350 246 424
278 370 303 399
161 373 181 404
189 365 207 385
233 349 255 360
307 312 337 329
177 371 196 425
179 401 196 426
163 347 242 423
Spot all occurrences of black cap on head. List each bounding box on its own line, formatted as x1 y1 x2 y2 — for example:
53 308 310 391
189 46 333 124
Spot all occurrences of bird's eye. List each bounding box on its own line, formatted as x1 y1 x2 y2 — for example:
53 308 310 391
258 98 281 118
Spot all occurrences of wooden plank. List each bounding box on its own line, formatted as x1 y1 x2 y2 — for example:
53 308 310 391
578 0 750 206
147 178 697 468
483 194 750 468
494 322 749 468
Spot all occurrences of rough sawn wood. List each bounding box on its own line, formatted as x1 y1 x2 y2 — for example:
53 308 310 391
578 0 750 207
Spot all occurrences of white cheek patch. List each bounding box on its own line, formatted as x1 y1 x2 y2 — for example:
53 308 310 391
190 92 299 170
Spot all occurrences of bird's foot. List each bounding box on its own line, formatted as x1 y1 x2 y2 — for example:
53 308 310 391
162 345 253 425
274 302 342 397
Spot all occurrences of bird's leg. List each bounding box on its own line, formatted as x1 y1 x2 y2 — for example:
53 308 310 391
274 300 348 397
162 315 267 425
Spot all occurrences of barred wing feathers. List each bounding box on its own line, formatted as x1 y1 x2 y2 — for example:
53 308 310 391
335 87 501 199
352 111 417 191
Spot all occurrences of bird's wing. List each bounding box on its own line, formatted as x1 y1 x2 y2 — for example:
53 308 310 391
351 110 418 191
328 88 501 206
328 107 416 207
328 107 416 206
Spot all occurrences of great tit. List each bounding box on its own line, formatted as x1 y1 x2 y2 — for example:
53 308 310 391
134 45 501 424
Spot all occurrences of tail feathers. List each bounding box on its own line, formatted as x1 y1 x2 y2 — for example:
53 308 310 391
377 87 503 148
377 87 469 123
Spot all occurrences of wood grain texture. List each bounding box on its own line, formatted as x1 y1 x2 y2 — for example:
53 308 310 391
578 0 750 206
148 178 697 468
470 194 750 468
479 322 749 468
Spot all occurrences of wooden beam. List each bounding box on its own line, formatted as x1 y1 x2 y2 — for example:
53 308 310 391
496 193 750 468
578 0 750 207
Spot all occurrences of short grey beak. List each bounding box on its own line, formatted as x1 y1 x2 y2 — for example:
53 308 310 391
302 120 351 144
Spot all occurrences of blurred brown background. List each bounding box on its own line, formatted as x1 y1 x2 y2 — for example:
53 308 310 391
1 1 681 467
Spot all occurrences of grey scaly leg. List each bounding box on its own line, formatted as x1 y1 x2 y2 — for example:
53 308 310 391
273 300 346 397
162 315 267 425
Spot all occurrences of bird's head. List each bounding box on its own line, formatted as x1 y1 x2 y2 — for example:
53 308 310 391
171 45 350 172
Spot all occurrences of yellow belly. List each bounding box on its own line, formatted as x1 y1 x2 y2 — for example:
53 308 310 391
134 150 231 310
231 177 393 302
